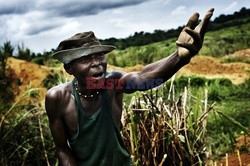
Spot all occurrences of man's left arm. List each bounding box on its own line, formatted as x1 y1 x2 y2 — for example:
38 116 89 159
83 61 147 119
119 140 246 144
117 8 214 93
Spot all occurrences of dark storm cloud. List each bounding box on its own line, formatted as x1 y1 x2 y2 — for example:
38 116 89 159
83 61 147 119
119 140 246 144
25 23 60 35
41 0 149 17
0 0 150 36
0 0 149 17
0 1 35 15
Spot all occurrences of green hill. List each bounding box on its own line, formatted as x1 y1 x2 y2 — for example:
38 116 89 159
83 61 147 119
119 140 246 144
101 7 250 50
106 22 250 67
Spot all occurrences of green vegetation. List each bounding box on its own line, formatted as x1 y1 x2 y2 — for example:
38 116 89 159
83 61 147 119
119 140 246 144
221 56 250 64
122 82 212 165
106 21 250 67
106 39 177 67
101 7 249 50
1 8 249 68
200 23 250 57
42 71 67 89
121 76 249 165
0 7 249 165
0 88 56 165
0 41 18 110
31 51 61 67
1 74 248 165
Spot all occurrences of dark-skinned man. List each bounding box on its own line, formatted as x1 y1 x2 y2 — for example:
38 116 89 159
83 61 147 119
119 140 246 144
45 8 214 166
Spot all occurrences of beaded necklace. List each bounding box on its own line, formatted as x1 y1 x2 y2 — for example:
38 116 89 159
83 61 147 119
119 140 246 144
74 80 99 98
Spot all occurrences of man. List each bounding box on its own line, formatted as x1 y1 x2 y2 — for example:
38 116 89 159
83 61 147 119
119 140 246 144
45 8 214 166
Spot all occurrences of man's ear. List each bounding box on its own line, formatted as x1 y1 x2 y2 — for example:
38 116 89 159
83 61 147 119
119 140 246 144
64 64 73 75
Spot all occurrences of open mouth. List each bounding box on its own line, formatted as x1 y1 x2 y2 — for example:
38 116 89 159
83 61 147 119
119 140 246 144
92 72 104 78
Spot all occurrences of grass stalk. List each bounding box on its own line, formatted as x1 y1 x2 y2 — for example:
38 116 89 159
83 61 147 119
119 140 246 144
237 150 242 166
38 112 50 166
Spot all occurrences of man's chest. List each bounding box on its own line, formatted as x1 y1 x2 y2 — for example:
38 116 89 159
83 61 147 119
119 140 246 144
63 96 103 137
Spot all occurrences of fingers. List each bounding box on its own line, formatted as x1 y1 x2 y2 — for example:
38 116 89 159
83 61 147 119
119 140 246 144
185 12 200 29
176 41 199 54
195 8 214 37
184 28 201 43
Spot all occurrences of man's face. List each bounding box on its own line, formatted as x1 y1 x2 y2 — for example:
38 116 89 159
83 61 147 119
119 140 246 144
70 52 107 86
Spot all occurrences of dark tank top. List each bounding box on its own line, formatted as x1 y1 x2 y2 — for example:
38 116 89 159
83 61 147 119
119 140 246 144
69 79 133 166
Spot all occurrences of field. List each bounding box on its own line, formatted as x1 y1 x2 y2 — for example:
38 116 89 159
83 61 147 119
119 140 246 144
0 48 249 165
0 13 250 165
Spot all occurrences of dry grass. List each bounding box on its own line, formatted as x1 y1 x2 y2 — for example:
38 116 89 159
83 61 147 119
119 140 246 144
121 76 216 166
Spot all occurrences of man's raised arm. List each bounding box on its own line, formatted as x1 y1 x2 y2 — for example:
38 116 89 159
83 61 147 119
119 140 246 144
117 8 214 93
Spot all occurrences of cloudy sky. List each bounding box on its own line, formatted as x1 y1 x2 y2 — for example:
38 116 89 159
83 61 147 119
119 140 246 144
0 0 249 53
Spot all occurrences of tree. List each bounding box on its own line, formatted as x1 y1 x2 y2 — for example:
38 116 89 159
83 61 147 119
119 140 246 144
17 43 32 61
0 42 16 105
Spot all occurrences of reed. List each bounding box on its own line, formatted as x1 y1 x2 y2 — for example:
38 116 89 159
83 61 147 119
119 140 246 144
0 88 56 165
122 76 216 165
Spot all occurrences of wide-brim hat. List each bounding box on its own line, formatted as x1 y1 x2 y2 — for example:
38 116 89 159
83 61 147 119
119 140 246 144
53 31 116 64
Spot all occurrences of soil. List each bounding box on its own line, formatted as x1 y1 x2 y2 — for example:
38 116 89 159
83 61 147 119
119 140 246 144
6 49 250 100
109 49 250 84
177 52 250 84
5 49 250 165
216 153 250 166
215 135 250 166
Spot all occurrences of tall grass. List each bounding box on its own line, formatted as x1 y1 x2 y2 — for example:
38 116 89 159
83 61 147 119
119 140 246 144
121 76 249 165
0 88 56 166
0 75 248 165
121 76 213 165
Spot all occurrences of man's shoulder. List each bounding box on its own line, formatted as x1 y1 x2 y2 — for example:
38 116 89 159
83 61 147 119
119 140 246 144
45 81 72 102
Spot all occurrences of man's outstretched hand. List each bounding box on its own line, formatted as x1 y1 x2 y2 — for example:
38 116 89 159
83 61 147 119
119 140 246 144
176 8 214 60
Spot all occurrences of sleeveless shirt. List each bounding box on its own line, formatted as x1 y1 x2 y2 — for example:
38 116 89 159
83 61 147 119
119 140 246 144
69 79 133 166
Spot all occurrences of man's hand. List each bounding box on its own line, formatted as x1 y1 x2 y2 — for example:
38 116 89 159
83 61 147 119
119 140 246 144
176 8 214 59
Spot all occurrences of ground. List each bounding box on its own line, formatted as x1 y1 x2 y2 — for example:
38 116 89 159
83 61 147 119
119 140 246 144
5 49 250 165
216 135 250 166
7 49 250 99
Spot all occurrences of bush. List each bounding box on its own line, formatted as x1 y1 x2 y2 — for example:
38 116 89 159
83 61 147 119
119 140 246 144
42 72 67 89
0 89 57 165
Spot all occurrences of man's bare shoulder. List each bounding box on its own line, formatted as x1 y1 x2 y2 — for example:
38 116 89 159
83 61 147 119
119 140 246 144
45 81 72 104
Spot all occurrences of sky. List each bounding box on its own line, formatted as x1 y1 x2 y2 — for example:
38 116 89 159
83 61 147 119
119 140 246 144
0 0 249 53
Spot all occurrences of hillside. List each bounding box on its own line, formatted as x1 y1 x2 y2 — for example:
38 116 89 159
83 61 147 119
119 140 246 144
101 7 250 49
6 49 250 101
177 49 250 84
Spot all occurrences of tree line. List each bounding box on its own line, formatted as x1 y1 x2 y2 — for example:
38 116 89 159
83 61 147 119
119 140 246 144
100 7 250 49
0 7 249 63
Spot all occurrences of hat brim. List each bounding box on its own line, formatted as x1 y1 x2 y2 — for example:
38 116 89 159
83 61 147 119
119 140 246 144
53 45 116 64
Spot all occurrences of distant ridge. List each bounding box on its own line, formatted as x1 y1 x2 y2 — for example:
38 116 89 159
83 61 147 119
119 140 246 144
100 7 250 49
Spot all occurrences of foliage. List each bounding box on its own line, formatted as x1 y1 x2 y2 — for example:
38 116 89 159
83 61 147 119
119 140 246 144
221 57 250 64
0 70 68 165
199 23 250 57
0 8 249 68
167 76 250 156
31 50 61 67
105 21 250 67
101 7 250 50
17 43 32 61
42 71 67 89
0 73 249 165
0 41 18 108
122 81 213 165
122 76 250 165
0 88 57 166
